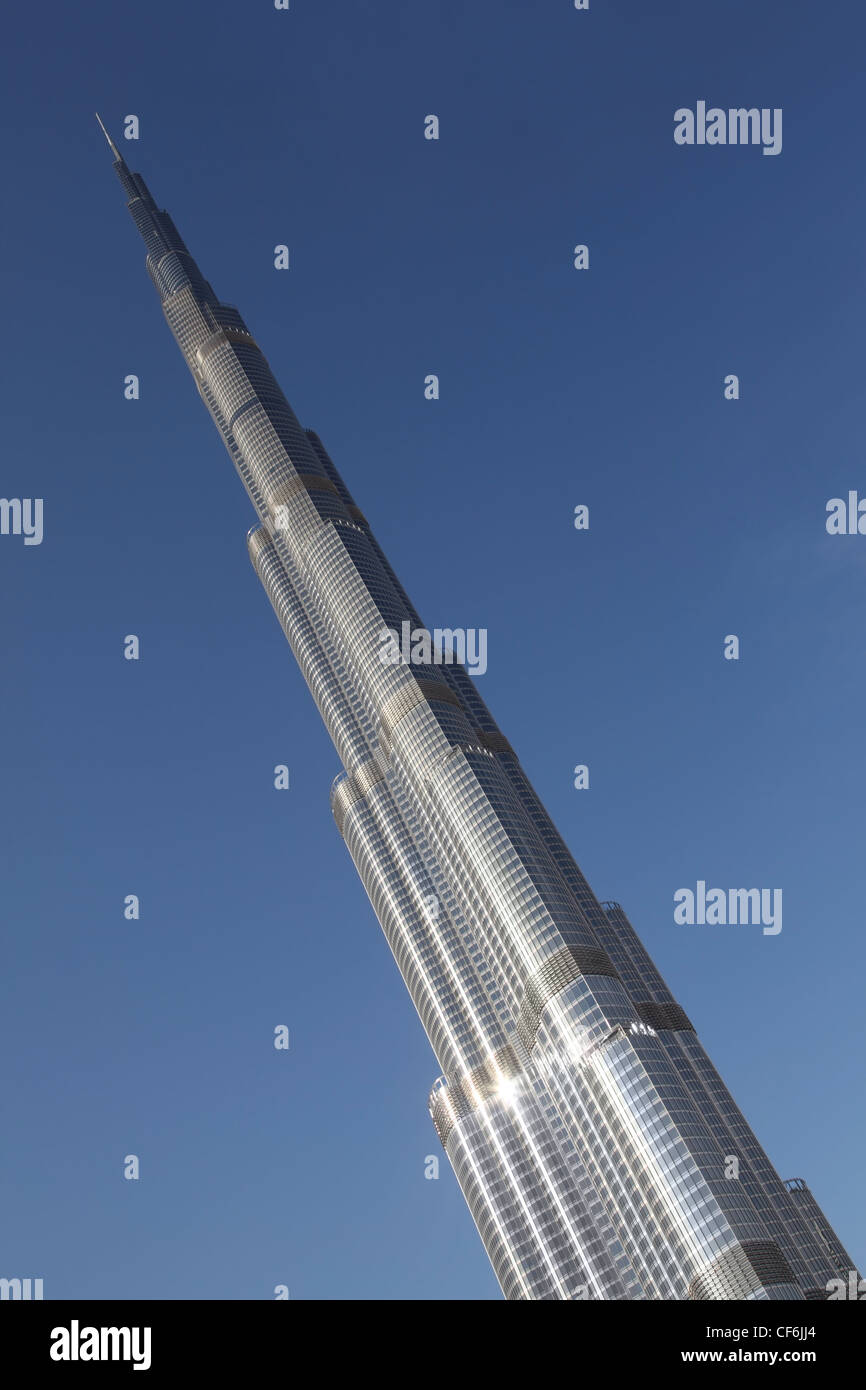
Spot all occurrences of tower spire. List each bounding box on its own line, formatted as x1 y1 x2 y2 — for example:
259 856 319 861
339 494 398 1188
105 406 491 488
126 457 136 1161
95 112 122 161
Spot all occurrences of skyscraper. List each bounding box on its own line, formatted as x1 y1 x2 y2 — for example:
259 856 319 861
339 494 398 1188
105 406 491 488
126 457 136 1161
99 118 858 1301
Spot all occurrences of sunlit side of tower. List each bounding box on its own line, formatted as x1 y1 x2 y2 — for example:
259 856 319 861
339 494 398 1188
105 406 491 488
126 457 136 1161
99 119 858 1300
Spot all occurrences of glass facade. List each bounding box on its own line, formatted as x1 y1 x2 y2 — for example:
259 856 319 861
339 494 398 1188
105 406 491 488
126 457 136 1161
101 121 859 1300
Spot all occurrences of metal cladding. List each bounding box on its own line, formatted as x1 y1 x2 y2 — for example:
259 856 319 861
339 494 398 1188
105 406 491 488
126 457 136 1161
103 121 859 1301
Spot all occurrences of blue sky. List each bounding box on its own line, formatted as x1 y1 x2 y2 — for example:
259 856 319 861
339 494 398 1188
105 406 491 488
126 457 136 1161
1 0 863 1299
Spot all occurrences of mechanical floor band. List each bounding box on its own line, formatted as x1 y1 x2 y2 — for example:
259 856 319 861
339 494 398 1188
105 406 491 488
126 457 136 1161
688 1241 797 1300
517 945 621 1054
429 1045 523 1147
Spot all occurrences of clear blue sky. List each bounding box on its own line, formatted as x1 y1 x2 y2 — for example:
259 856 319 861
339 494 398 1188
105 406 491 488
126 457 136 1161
1 0 863 1299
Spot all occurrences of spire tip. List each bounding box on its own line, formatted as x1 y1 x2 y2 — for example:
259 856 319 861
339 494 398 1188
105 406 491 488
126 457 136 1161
95 112 122 160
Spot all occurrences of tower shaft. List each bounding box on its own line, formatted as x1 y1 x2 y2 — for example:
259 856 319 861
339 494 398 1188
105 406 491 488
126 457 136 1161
103 128 857 1299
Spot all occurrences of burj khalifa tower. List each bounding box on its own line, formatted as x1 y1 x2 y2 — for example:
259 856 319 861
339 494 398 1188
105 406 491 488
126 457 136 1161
98 117 857 1300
